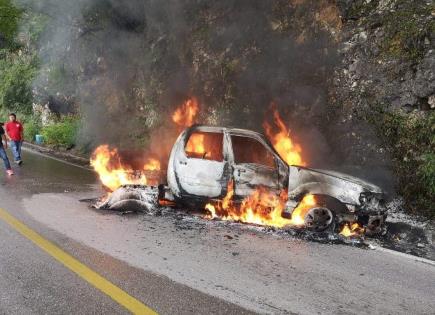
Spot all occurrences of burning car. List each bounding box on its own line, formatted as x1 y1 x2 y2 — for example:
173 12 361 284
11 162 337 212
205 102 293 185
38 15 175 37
162 125 387 235
96 124 386 235
93 98 387 236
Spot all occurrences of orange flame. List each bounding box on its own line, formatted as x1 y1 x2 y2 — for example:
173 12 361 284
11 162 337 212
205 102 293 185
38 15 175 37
172 97 199 127
290 194 316 225
339 223 364 238
91 97 198 192
263 107 305 166
185 133 205 156
205 181 316 228
90 145 160 192
143 158 160 171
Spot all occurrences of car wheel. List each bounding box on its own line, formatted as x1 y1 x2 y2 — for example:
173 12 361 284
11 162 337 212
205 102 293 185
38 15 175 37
304 205 334 232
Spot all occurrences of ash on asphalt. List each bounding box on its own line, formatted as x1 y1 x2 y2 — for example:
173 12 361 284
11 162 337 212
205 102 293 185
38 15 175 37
375 199 434 260
80 196 434 260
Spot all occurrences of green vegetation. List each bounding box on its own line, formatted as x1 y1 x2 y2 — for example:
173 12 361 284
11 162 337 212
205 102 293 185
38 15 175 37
381 1 435 61
41 116 79 149
0 0 44 134
0 0 22 44
0 0 38 115
419 153 435 198
0 1 79 149
368 108 435 217
0 111 78 149
22 115 41 142
0 51 38 114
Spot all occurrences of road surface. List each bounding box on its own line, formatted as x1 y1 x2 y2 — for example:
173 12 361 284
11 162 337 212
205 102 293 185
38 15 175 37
0 148 434 314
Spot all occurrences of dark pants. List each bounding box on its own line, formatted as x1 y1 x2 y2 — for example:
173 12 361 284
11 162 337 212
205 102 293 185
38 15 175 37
0 146 11 170
10 140 22 161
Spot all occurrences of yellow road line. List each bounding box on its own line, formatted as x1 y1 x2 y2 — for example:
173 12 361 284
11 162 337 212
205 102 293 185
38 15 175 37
0 207 157 315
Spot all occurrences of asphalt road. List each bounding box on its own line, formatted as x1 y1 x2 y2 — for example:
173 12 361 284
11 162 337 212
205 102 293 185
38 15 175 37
0 148 434 314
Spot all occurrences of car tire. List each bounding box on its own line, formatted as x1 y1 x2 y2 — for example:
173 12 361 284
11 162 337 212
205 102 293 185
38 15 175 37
303 205 335 232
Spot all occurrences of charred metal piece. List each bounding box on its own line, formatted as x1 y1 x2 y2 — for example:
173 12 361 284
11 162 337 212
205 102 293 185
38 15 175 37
96 185 159 212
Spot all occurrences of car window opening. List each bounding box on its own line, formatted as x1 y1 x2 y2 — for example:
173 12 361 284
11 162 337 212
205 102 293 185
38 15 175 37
185 131 224 161
231 135 275 168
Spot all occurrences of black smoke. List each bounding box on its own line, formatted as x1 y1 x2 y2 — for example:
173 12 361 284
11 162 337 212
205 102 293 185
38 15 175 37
14 0 393 189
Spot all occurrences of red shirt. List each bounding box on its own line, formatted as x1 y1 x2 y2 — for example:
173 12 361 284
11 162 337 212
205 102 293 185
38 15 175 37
5 121 23 141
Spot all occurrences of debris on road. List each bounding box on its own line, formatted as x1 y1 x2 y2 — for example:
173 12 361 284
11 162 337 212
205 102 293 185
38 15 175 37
95 185 159 213
84 192 434 259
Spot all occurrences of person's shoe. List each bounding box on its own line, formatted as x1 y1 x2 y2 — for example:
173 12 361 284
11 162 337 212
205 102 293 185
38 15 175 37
17 160 23 165
6 169 14 176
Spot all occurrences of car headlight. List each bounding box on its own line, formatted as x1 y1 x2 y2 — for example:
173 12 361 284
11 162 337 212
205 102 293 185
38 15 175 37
359 193 369 205
359 192 383 205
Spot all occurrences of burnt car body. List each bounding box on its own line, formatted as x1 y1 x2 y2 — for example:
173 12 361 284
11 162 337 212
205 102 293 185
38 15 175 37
166 125 387 234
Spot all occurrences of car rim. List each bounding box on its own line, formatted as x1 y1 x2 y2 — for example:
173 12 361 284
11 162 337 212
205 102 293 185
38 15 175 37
304 206 333 232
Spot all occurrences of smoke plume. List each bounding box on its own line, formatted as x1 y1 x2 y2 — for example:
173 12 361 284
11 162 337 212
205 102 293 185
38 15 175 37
15 0 393 189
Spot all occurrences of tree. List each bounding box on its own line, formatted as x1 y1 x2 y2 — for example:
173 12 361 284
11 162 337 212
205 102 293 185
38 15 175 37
0 0 22 46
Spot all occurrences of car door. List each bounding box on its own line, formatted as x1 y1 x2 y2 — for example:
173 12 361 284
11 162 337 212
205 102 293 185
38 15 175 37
229 134 280 198
172 129 230 198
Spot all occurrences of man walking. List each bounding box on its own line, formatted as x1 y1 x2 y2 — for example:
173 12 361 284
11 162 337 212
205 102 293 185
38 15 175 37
5 113 23 165
0 123 13 175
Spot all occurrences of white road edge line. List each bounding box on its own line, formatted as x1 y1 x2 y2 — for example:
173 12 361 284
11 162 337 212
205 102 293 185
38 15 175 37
22 146 92 171
375 246 435 267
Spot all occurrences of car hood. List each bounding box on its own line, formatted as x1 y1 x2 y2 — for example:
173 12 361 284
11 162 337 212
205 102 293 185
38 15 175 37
303 167 383 193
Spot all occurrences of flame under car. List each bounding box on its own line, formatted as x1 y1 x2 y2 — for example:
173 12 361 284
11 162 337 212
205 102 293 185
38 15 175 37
97 125 387 235
164 125 387 234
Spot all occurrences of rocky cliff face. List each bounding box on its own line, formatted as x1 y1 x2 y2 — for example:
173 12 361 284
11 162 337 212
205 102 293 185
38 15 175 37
336 0 434 111
330 0 434 215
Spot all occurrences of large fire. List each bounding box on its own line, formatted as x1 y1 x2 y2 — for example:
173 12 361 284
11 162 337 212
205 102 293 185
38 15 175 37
205 181 316 228
92 98 316 230
90 145 160 192
172 97 207 157
263 107 306 166
172 97 199 127
90 99 369 237
91 98 199 191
